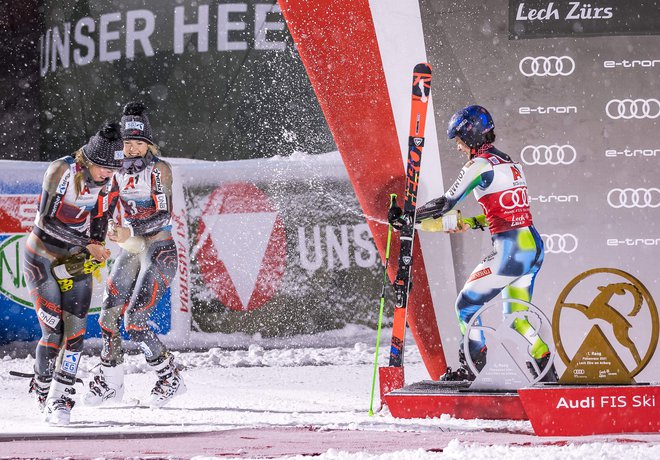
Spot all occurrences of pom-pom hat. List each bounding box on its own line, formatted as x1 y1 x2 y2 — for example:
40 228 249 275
82 122 124 169
121 101 154 145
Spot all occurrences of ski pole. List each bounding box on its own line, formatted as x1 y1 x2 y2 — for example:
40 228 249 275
368 193 397 416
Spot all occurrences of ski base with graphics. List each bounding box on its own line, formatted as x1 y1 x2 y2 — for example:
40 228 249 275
387 62 432 369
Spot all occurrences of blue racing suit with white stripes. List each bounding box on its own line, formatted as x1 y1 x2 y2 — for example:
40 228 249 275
423 144 548 364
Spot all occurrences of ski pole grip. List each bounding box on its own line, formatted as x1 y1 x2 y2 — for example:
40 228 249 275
389 193 397 209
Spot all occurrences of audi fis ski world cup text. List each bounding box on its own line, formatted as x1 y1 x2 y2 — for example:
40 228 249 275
516 2 613 21
556 394 656 410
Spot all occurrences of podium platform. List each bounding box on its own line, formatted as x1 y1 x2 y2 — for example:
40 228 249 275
383 380 660 436
383 380 528 421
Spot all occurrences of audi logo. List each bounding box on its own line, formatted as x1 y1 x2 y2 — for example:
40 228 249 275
542 234 579 254
520 145 577 165
606 99 660 119
607 188 660 208
519 56 575 77
499 188 529 209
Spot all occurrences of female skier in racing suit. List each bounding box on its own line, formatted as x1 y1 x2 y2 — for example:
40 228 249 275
25 123 123 425
391 105 556 382
83 102 183 408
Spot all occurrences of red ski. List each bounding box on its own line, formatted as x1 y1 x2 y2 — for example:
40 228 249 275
388 62 432 367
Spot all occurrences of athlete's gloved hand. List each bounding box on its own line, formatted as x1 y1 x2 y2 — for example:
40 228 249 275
416 196 447 222
387 205 406 230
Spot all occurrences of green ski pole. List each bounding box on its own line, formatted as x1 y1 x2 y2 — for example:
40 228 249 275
368 193 397 416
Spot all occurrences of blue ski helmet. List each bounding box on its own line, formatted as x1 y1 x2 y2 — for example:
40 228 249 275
447 105 494 149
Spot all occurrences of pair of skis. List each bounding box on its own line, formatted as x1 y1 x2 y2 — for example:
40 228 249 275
388 62 433 368
369 63 432 414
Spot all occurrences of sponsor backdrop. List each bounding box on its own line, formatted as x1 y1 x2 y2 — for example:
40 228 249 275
417 0 659 380
37 0 334 161
278 0 659 381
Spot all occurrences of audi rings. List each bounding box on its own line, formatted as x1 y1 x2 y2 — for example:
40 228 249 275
606 99 660 120
519 56 575 77
607 188 660 208
521 145 577 165
498 188 529 209
542 234 579 254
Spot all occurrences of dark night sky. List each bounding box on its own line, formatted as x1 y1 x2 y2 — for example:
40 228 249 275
0 0 41 161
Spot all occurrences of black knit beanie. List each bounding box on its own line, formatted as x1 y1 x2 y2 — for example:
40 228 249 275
121 101 154 145
82 122 124 169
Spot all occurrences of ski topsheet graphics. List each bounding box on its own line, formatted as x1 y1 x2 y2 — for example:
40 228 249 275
389 63 432 367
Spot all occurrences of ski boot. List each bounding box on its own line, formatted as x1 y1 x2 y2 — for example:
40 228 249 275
29 374 51 412
440 366 476 381
148 353 186 408
44 377 76 426
440 346 487 382
83 362 125 406
527 352 559 383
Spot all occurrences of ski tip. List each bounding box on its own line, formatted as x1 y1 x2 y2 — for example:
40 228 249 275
414 62 432 73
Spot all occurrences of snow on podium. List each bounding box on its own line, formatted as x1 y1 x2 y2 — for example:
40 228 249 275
378 266 660 437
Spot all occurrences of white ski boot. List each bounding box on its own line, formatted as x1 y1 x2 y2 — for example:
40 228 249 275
29 375 51 412
83 363 125 406
148 353 186 408
44 378 76 426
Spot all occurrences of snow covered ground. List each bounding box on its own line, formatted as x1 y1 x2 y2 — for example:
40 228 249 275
1 329 660 459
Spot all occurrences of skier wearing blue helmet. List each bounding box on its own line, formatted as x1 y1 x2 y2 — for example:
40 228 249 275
391 104 556 382
447 105 495 151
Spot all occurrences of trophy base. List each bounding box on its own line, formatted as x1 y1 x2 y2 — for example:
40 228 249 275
383 379 528 420
519 383 660 436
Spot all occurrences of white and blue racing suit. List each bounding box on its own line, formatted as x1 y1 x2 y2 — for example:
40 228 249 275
425 144 548 363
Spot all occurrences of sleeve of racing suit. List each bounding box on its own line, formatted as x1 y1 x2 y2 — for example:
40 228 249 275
463 214 489 230
442 157 493 210
123 161 173 236
39 160 95 247
416 158 493 222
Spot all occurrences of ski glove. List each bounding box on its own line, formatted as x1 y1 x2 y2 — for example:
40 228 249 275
387 205 406 230
416 196 448 222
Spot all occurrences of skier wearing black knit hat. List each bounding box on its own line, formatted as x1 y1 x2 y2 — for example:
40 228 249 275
25 122 123 425
83 102 185 409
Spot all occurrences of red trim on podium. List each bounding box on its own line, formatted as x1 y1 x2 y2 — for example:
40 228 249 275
384 389 528 420
518 385 660 436
379 366 405 405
